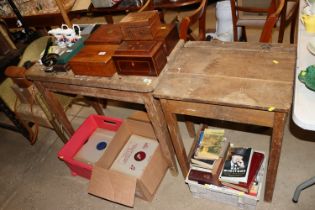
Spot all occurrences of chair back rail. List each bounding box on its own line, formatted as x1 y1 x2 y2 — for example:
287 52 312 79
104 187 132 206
230 0 298 43
179 0 208 41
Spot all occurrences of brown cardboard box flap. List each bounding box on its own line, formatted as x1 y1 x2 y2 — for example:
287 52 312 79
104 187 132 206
88 166 137 207
141 147 168 195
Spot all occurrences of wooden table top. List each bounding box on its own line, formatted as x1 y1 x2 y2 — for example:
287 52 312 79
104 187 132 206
154 41 297 112
26 63 163 93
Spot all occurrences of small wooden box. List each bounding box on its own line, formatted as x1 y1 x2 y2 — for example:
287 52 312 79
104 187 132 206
85 24 123 45
155 24 179 56
112 40 167 76
69 45 118 77
119 10 161 40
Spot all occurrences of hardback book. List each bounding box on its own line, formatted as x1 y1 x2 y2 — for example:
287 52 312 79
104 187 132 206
211 141 230 175
219 147 253 184
221 151 264 193
188 169 222 186
110 134 158 178
190 164 212 173
193 129 225 160
191 158 215 169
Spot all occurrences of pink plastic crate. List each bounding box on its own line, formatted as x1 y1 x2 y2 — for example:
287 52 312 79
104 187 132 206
58 115 123 179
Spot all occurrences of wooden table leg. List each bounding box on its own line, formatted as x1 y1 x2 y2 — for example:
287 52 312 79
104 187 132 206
34 81 74 139
185 121 195 138
264 112 287 202
104 15 114 24
160 99 189 177
143 95 178 176
84 96 105 116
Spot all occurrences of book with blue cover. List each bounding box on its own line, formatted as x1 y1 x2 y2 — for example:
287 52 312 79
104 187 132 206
193 129 225 160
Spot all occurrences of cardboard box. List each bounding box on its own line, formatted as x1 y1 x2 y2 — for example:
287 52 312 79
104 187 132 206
88 117 168 207
58 115 123 179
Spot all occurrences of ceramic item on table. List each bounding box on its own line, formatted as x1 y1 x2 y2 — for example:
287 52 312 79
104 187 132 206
299 65 315 91
303 5 313 15
305 3 315 14
306 0 315 6
307 37 315 55
301 14 315 33
61 24 81 47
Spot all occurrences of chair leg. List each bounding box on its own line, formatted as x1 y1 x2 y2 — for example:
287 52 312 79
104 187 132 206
289 7 299 44
240 26 247 42
0 98 35 143
278 22 286 43
104 15 114 24
278 4 287 43
233 25 238 41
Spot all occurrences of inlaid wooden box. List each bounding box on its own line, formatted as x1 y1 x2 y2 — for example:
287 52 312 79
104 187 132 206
155 24 179 56
119 10 161 40
69 44 118 77
112 40 167 76
84 24 123 45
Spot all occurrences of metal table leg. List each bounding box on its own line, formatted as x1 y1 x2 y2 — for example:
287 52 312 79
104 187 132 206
292 176 315 203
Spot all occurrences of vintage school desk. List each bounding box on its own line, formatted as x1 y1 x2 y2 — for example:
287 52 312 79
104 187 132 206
25 63 178 175
153 41 296 202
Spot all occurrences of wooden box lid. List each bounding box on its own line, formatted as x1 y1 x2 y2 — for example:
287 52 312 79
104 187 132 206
114 41 163 56
85 24 123 45
120 10 160 27
154 24 177 40
70 45 118 63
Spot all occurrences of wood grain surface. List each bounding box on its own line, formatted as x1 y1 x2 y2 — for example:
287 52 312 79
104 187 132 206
154 41 296 112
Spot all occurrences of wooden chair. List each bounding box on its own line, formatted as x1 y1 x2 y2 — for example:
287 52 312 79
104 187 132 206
178 0 208 41
1 36 104 144
230 0 299 43
138 0 154 12
260 0 286 42
102 0 154 24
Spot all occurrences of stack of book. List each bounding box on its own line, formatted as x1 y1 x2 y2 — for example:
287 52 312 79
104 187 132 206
186 128 266 198
188 128 229 187
219 147 265 195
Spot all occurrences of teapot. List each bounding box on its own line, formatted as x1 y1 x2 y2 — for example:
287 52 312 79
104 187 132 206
48 24 81 47
61 24 81 47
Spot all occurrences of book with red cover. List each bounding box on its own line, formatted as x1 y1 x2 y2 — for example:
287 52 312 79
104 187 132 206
221 151 264 193
188 169 222 186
